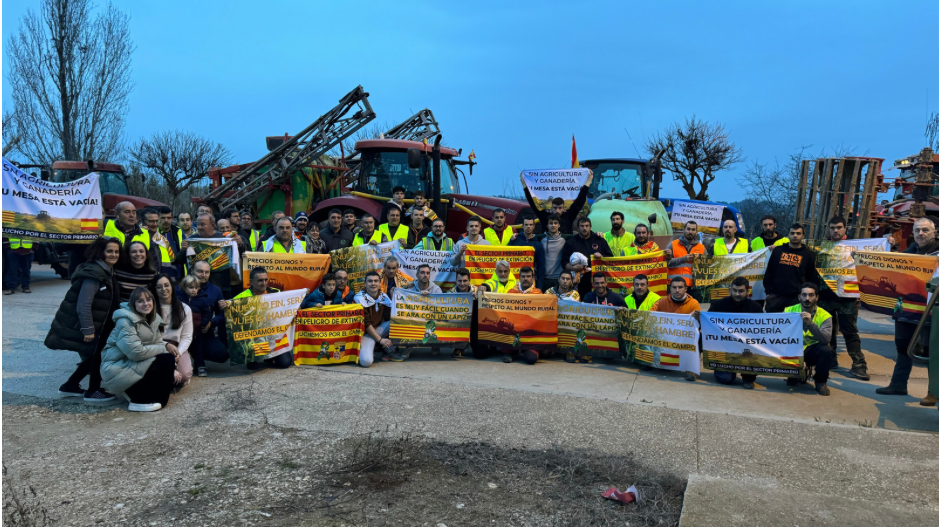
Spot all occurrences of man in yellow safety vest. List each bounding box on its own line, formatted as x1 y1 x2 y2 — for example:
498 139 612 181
238 210 261 252
483 208 513 246
3 236 34 294
103 201 152 253
710 219 749 255
378 208 408 245
263 217 306 253
784 282 835 396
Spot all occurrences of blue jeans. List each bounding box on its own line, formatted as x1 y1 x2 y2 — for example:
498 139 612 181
7 252 33 288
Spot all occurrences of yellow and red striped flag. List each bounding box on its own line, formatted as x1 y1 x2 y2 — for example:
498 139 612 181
80 218 99 231
571 134 579 168
592 251 668 297
2 211 15 224
273 334 290 352
252 341 271 356
468 150 476 163
780 356 800 367
660 352 680 367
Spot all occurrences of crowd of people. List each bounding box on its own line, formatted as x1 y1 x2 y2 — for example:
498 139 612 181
29 180 939 412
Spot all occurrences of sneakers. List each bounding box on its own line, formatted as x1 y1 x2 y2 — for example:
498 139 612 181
684 372 697 382
58 383 84 398
503 355 513 363
128 402 162 412
196 367 208 377
3 289 12 295
815 383 830 396
21 287 31 294
848 364 870 381
742 381 754 390
382 353 405 362
875 386 908 396
564 352 576 363
451 349 462 358
786 377 799 386
83 389 116 403
578 356 593 364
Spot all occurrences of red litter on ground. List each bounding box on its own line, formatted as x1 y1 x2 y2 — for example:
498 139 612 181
602 485 640 504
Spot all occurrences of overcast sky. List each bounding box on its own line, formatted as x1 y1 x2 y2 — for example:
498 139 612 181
3 0 938 202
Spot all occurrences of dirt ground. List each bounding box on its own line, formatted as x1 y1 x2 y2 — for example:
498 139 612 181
3 383 685 527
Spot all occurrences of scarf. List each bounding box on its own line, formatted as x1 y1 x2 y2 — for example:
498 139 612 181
355 290 391 309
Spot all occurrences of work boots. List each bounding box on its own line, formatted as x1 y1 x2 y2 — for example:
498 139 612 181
815 383 830 396
849 363 870 381
920 393 938 407
875 385 908 396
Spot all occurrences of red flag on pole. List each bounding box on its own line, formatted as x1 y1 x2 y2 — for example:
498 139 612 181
571 134 579 168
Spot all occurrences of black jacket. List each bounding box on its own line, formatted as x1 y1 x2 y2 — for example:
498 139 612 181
561 232 613 295
321 225 354 252
763 244 819 298
708 297 763 313
45 261 120 358
523 184 589 235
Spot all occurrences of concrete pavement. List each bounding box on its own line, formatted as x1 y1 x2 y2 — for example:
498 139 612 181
2 265 937 526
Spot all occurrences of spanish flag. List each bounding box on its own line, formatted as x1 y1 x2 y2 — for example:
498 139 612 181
80 218 99 231
273 334 290 352
660 352 680 367
780 356 800 367
2 211 14 224
571 134 579 168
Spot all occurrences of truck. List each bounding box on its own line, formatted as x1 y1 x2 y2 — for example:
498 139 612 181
201 86 534 241
10 159 165 276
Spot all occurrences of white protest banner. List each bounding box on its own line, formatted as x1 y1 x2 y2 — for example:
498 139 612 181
700 312 803 377
809 238 891 298
392 248 460 290
618 310 700 374
521 168 589 211
670 200 724 234
2 157 102 243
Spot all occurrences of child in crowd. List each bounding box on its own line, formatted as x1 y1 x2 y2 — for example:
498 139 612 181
301 273 344 308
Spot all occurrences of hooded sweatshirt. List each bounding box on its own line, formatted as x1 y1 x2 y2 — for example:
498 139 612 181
541 232 566 279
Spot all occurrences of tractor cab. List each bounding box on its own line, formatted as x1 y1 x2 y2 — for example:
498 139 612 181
354 139 464 198
50 160 163 215
579 158 659 200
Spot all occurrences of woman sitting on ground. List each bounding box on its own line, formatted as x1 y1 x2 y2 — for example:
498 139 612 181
114 240 158 302
150 274 194 387
46 236 123 404
100 287 179 412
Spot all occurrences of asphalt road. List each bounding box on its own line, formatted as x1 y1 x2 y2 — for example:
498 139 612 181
2 265 937 526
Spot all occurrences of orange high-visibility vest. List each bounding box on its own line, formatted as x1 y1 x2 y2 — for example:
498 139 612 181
667 239 705 287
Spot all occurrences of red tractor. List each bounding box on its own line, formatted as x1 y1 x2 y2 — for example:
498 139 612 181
200 86 531 239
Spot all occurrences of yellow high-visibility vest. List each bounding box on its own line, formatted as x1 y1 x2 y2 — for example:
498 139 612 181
751 236 788 251
378 223 408 243
9 238 33 250
353 230 385 246
784 304 832 348
103 220 151 249
713 238 749 255
263 237 305 253
483 226 513 246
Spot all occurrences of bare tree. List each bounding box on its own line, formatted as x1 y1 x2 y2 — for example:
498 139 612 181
2 112 23 157
7 0 134 165
645 116 744 200
129 130 232 210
